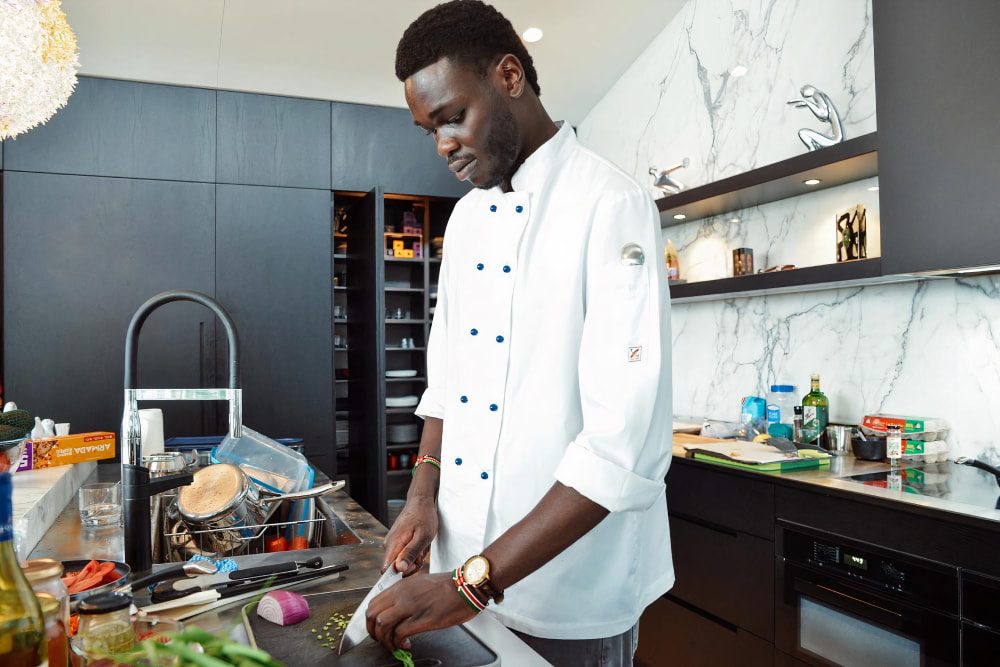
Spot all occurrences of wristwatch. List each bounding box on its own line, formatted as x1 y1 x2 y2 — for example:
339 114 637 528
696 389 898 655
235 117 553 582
461 555 504 604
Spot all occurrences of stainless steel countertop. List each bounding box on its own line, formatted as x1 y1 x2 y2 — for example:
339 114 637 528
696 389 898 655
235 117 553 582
30 463 550 666
672 441 1000 529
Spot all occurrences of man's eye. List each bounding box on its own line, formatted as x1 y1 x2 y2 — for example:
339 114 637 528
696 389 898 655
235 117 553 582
423 127 436 137
447 112 463 125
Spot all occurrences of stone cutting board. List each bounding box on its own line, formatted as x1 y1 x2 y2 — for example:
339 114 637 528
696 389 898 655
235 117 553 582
244 587 500 666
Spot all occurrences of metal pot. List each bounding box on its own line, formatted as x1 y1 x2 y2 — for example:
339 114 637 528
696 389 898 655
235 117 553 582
175 463 343 555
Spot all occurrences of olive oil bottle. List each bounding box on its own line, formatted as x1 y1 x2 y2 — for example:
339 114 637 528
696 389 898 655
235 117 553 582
0 472 47 666
801 374 829 446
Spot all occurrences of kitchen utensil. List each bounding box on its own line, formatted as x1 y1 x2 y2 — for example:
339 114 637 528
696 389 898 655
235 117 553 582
168 556 322 593
142 563 349 613
245 586 499 667
825 425 853 456
955 457 1000 488
63 559 130 605
116 559 218 596
175 463 344 555
338 566 403 654
851 436 887 461
142 452 187 477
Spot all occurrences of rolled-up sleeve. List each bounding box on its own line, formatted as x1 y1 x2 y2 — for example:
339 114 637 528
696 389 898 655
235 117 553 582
554 188 671 512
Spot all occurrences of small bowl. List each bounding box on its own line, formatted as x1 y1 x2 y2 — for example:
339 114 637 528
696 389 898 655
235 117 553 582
0 437 27 473
851 436 887 461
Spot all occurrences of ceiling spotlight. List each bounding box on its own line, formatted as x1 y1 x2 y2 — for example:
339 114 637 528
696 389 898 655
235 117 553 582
522 27 543 43
803 178 822 186
730 65 748 78
673 214 686 220
729 217 741 223
867 185 880 191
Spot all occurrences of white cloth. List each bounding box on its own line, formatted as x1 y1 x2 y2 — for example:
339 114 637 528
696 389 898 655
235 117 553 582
416 123 673 639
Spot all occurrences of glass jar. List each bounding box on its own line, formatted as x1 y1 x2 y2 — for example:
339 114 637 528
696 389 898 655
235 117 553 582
77 591 135 655
37 593 68 667
20 557 70 629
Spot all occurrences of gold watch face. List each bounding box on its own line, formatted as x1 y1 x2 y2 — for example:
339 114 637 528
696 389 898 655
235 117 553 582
463 556 489 585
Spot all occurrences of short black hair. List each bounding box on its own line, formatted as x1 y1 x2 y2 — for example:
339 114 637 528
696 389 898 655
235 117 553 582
395 0 541 97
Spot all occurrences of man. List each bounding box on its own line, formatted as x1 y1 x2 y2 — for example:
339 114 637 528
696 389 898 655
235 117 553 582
366 2 674 664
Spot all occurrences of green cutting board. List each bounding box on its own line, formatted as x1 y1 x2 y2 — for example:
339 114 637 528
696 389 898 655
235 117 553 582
692 452 829 472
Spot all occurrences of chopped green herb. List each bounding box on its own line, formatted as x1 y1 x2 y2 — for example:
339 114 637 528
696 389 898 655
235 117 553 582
392 648 416 667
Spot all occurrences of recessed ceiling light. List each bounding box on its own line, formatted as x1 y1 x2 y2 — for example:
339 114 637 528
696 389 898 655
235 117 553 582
522 27 543 43
729 217 741 223
803 178 821 186
867 185 880 191
673 214 686 220
730 65 748 78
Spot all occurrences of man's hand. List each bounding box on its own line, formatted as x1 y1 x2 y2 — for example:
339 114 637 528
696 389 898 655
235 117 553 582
382 495 439 576
365 571 477 652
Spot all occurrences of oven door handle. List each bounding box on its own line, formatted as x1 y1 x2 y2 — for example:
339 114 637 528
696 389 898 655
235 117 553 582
794 578 906 630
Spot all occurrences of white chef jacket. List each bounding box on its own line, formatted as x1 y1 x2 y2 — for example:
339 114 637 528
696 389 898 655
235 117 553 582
415 122 673 639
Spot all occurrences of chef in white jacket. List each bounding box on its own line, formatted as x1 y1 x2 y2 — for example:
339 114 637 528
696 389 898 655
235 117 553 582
367 2 674 664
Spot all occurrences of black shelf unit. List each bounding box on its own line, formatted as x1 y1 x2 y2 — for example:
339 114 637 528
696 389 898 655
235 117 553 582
336 187 456 524
658 133 878 225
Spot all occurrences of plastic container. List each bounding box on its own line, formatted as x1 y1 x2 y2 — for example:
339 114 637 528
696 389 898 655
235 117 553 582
167 435 304 469
213 426 310 493
765 385 796 435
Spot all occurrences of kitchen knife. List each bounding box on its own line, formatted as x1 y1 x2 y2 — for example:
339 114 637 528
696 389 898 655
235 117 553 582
170 556 323 592
338 566 403 654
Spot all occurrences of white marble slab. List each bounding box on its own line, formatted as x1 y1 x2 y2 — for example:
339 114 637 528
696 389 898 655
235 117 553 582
12 461 96 559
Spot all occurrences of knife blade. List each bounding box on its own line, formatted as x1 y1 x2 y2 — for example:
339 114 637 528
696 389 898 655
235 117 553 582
170 556 323 592
338 566 403 654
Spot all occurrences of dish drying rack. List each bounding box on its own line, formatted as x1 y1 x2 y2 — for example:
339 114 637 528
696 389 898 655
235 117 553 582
155 495 327 563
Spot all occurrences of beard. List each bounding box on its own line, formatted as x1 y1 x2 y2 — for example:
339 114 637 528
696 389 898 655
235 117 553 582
475 91 520 190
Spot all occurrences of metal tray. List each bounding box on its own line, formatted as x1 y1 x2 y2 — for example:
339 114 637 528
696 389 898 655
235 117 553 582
243 587 499 666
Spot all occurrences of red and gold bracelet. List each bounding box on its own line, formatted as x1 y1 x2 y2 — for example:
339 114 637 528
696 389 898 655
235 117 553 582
452 568 486 613
411 454 441 476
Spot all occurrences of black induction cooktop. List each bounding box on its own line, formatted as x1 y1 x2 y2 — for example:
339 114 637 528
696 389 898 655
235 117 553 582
841 461 1000 511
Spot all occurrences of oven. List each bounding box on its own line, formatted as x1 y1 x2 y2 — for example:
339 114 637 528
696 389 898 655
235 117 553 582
776 522 960 666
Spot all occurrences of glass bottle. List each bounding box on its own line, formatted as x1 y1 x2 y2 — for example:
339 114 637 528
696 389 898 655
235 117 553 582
76 592 134 655
20 559 69 634
36 595 65 667
0 472 47 667
886 423 903 466
800 374 829 446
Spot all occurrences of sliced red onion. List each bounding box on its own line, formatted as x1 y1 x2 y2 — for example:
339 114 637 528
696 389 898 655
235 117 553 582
257 590 310 626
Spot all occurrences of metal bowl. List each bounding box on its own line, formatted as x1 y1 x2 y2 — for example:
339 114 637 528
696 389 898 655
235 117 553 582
0 437 27 473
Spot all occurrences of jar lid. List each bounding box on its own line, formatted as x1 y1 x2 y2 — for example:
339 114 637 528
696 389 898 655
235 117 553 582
37 593 60 618
771 384 795 392
78 591 132 614
20 557 64 582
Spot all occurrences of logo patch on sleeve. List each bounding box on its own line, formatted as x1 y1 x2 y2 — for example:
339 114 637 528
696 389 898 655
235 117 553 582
628 346 642 362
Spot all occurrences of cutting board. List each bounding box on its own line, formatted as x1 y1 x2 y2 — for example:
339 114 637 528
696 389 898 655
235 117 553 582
243 587 499 667
675 434 829 471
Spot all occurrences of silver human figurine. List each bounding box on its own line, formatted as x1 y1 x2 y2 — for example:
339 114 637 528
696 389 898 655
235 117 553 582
787 85 845 150
649 157 690 195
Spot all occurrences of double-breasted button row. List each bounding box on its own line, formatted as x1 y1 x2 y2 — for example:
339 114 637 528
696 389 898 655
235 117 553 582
452 457 488 480
487 204 525 214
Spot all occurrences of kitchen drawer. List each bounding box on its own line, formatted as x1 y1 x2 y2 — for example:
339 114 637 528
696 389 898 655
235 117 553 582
963 571 1000 631
669 514 774 640
962 622 1000 666
635 595 773 667
667 460 774 540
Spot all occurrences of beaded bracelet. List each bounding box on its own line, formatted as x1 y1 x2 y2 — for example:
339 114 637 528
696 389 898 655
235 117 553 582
452 568 486 613
411 454 441 476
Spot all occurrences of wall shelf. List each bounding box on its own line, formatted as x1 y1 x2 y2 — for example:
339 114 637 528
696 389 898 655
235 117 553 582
658 133 878 226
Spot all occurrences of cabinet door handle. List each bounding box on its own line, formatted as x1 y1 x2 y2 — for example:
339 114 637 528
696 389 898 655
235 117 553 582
793 577 905 630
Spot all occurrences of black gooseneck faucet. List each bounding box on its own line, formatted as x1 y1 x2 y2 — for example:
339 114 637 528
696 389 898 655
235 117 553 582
122 290 242 573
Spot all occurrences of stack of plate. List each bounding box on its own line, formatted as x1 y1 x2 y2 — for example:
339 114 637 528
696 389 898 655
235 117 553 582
386 369 417 378
335 420 349 450
387 423 419 443
386 395 419 408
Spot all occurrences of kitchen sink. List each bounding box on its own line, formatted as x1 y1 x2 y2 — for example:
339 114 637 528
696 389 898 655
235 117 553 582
151 492 361 564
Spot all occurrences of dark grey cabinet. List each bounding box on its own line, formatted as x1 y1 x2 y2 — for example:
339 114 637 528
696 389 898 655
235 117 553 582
216 92 331 189
873 0 1000 275
3 77 216 182
3 172 216 439
331 102 470 198
215 184 333 473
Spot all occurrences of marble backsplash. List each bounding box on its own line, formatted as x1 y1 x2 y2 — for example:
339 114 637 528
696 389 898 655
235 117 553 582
577 0 1000 463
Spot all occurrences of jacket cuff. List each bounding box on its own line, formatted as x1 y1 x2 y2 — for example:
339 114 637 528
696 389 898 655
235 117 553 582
415 388 446 420
555 442 666 512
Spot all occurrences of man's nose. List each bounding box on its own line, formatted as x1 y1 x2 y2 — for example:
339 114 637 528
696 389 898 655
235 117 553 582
435 130 459 158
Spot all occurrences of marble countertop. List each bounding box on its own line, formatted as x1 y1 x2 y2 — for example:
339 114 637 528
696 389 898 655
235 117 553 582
671 439 1000 530
12 460 97 559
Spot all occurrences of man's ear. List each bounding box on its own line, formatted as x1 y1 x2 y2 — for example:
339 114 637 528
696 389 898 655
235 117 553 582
494 54 526 100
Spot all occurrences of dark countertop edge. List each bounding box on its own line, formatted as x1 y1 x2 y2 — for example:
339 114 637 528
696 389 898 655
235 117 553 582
670 450 1000 535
